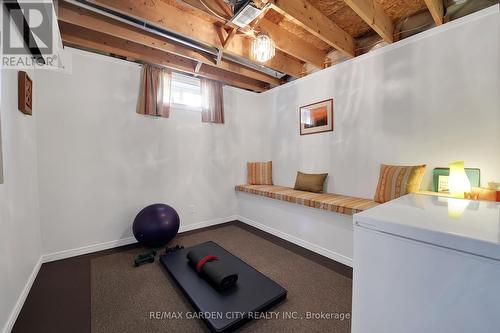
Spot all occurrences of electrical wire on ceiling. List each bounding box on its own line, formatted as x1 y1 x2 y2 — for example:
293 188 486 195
198 0 230 22
354 21 435 52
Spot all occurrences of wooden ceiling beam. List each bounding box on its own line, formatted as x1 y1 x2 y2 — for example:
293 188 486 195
215 26 237 65
216 0 233 17
254 0 269 6
58 2 281 86
268 0 355 57
59 22 269 92
87 0 304 77
424 0 444 26
222 28 237 49
179 0 327 69
343 0 394 43
253 18 327 68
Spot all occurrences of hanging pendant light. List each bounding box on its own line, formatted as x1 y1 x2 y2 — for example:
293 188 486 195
251 32 276 63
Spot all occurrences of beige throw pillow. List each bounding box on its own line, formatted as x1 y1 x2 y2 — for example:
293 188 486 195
294 171 328 193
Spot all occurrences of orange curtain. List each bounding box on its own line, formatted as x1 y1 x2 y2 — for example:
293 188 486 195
137 64 172 118
200 78 224 124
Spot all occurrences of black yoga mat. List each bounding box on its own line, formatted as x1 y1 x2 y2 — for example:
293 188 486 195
187 248 238 291
160 241 287 333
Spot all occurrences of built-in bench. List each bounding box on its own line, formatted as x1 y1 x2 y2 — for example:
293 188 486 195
235 185 379 216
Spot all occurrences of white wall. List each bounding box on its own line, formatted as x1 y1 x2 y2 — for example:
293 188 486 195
35 48 265 255
34 6 500 258
238 6 500 267
0 67 42 332
0 4 497 333
263 6 500 199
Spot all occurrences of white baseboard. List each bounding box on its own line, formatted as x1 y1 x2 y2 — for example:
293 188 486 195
178 215 238 233
41 215 237 263
2 257 42 333
237 215 353 267
3 215 237 333
41 236 138 263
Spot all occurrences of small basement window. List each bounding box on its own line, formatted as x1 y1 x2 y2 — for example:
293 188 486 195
171 72 202 111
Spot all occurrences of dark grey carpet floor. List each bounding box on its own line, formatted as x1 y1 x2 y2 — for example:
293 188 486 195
91 224 352 333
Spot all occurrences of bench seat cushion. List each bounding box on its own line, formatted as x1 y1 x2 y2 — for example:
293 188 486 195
235 185 379 216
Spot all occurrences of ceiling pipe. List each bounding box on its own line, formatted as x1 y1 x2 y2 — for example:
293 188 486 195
62 0 286 79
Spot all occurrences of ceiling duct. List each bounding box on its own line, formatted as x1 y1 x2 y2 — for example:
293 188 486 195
63 0 286 79
229 1 262 28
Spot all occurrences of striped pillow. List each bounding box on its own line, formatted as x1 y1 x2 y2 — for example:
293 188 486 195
374 164 426 203
247 161 273 185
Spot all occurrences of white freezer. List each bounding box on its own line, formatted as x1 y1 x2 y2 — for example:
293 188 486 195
352 194 500 333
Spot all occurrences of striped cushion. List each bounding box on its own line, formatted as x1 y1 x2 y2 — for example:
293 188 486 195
247 161 273 185
235 185 379 216
374 164 426 203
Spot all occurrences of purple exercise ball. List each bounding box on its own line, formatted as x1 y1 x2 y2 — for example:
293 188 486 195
132 204 180 248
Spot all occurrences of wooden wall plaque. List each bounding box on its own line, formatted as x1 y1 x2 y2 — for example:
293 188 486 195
18 71 33 115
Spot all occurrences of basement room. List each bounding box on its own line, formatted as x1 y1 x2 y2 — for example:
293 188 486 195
1 0 499 332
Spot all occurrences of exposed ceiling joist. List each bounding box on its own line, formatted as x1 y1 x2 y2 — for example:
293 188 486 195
211 0 233 18
268 0 355 57
58 2 281 86
222 28 237 49
343 0 394 43
179 0 327 69
424 0 444 26
87 0 304 77
214 25 238 65
59 22 269 92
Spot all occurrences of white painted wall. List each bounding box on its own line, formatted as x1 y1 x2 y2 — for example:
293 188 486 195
1 4 497 333
263 6 500 199
238 193 354 266
0 67 42 333
34 7 500 259
35 48 265 255
31 5 500 257
238 6 500 267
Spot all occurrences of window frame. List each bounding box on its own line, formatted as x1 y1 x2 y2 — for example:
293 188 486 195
170 73 202 112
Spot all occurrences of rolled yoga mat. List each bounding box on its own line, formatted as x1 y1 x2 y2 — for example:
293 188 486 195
187 248 238 291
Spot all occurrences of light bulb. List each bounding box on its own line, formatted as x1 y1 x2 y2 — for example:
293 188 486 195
251 33 276 63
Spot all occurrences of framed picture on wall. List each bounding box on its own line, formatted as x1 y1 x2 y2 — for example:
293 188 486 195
299 99 333 135
18 71 33 115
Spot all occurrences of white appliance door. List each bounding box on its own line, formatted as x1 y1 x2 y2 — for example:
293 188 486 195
352 223 500 333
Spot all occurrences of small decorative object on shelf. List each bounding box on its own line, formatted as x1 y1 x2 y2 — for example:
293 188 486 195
464 188 496 202
18 71 33 115
488 181 500 202
432 166 480 194
488 181 500 189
